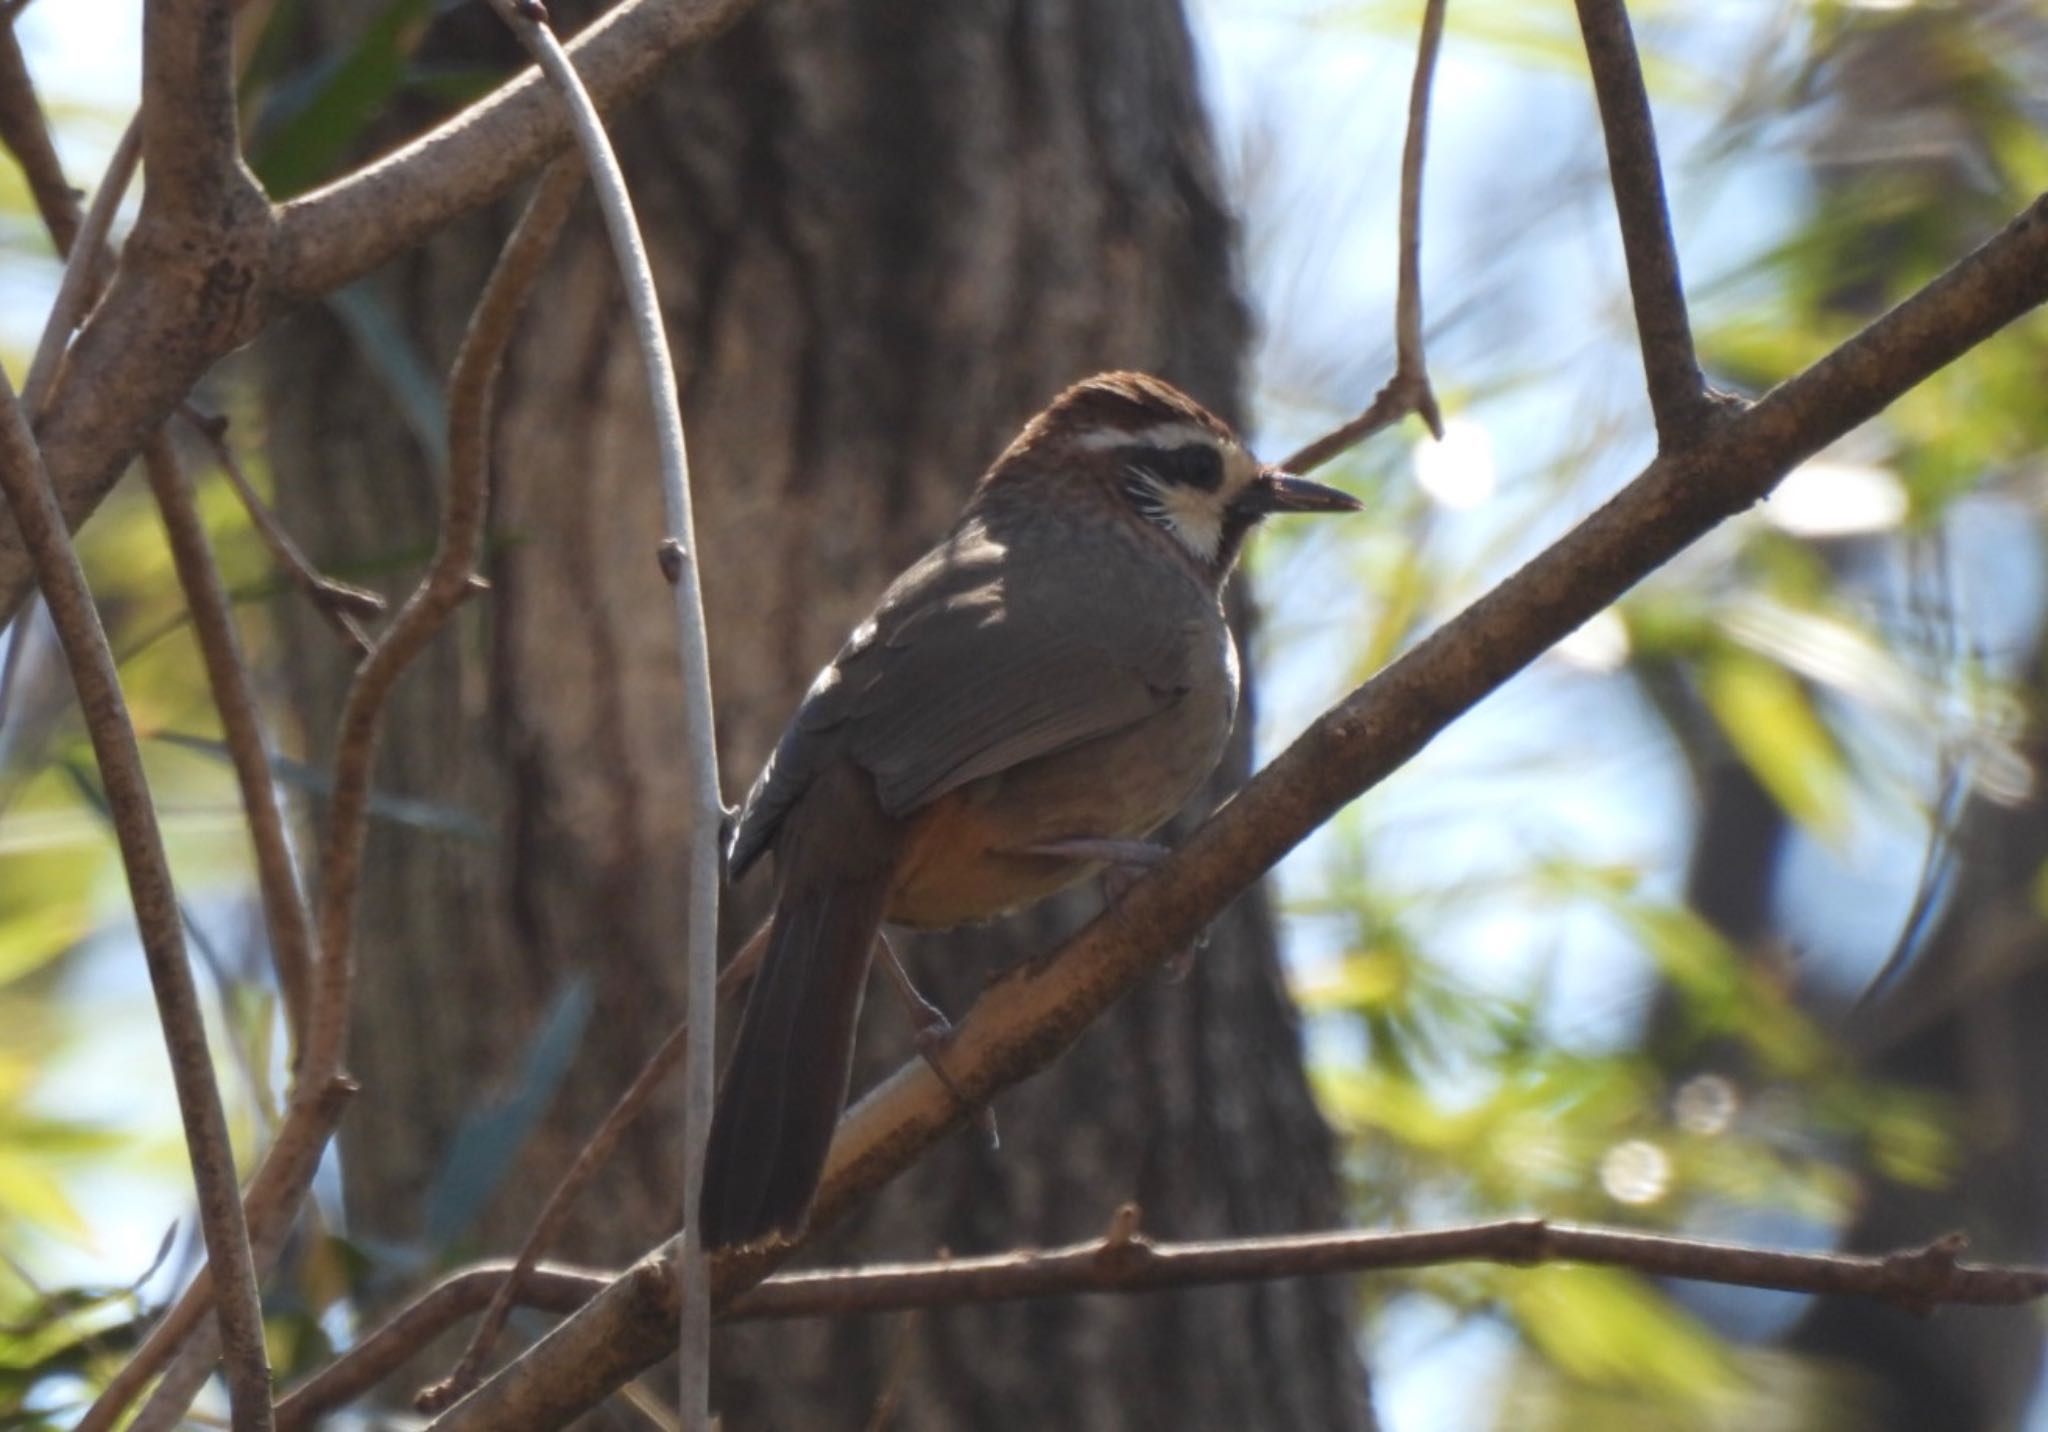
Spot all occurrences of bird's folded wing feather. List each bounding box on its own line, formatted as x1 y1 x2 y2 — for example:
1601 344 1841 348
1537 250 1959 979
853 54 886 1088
729 523 1202 874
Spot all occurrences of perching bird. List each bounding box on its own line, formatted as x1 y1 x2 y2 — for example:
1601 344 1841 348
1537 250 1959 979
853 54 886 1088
699 372 1359 1249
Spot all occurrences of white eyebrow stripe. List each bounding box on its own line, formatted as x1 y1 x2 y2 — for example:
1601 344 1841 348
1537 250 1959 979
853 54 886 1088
1072 422 1222 452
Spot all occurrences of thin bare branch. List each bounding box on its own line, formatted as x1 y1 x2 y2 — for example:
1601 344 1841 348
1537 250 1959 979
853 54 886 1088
1392 0 1445 439
305 156 583 1093
1281 377 1427 476
479 5 720 1425
0 353 274 1430
22 117 140 416
730 1212 2047 1321
278 1262 610 1432
427 185 2048 1430
1574 0 1716 448
308 1210 2039 1430
1280 0 1446 475
0 22 83 254
179 406 383 657
140 432 315 1049
0 105 137 734
95 1076 353 1432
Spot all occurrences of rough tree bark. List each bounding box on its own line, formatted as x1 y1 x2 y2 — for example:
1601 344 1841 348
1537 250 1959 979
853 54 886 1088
257 2 1373 1426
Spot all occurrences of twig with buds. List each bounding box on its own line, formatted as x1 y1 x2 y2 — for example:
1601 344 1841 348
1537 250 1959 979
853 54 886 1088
178 406 386 657
276 1206 2048 1430
481 4 722 1427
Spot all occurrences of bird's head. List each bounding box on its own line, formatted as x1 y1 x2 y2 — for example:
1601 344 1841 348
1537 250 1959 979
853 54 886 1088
982 372 1360 580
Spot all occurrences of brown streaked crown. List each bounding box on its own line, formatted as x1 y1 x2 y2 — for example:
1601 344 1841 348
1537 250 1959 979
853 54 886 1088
1005 371 1239 460
967 370 1357 582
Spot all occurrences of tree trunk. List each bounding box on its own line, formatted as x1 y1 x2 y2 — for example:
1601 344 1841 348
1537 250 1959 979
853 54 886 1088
258 2 1373 1426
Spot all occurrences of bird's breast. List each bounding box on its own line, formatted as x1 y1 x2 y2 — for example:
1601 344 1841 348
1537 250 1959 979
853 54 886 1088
885 619 1239 931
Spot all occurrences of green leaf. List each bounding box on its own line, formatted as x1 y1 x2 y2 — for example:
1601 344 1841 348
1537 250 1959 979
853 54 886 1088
0 896 87 986
424 977 594 1253
1502 1265 1737 1400
248 0 441 199
0 1152 87 1241
324 282 450 473
1699 647 1849 838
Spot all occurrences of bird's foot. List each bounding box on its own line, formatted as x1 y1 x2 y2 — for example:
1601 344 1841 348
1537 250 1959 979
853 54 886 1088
875 932 999 1150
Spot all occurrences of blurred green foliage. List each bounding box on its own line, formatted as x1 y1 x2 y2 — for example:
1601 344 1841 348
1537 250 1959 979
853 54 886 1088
1251 2 2048 1426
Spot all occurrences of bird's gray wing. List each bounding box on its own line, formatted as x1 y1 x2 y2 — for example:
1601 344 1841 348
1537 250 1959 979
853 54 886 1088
728 522 1203 877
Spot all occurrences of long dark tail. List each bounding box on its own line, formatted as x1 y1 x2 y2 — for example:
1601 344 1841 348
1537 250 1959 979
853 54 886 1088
699 866 892 1249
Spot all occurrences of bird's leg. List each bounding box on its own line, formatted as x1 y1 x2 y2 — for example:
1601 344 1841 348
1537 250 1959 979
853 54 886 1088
874 931 1000 1149
1016 836 1207 980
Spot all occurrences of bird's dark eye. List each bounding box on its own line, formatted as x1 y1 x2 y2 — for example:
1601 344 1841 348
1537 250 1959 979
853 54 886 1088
1126 443 1222 492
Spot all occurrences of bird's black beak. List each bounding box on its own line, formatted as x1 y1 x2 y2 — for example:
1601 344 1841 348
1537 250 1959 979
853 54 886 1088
1235 468 1363 516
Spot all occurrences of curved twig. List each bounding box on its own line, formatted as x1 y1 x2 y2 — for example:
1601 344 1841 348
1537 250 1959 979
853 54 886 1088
1280 0 1447 475
480 3 722 1424
141 433 316 1041
277 1262 609 1432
